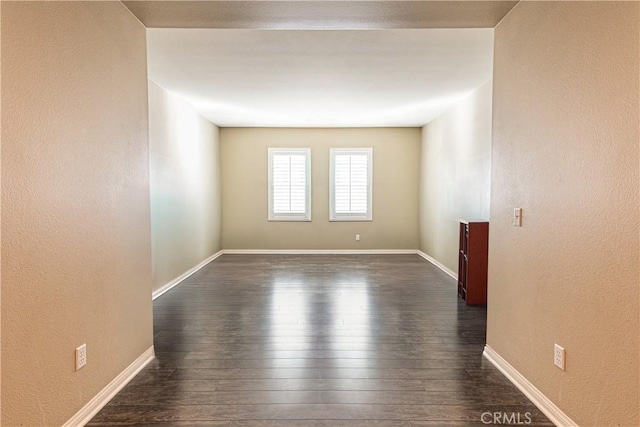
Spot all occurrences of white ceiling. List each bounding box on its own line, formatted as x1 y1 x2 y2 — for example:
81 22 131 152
148 29 494 127
125 1 517 30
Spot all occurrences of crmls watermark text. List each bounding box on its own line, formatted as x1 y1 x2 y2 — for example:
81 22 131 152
481 411 533 425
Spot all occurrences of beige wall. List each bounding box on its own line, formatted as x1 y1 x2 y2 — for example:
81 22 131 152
221 128 420 249
149 81 222 294
1 2 153 425
0 1 4 421
488 2 639 426
419 81 492 273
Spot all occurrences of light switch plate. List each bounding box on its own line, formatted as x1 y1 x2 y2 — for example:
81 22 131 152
513 208 523 227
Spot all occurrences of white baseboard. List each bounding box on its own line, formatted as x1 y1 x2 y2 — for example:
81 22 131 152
152 250 224 300
483 345 578 427
416 250 458 281
62 346 155 427
222 249 417 255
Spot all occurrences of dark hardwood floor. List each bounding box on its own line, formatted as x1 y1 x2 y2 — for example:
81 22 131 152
89 254 552 426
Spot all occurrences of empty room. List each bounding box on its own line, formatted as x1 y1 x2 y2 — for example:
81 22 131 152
1 1 638 426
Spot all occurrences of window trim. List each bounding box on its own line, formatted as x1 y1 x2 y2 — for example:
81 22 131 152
329 147 373 222
268 147 312 222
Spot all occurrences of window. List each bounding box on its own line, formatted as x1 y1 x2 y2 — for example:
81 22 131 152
268 148 311 221
330 148 373 221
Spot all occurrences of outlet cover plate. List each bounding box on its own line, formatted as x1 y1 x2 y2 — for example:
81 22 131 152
554 343 565 371
76 343 87 371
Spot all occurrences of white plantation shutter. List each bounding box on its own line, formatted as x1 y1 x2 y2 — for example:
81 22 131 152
272 154 306 213
330 148 373 221
268 148 311 221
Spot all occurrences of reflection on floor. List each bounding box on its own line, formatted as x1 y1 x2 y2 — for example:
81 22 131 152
89 254 552 426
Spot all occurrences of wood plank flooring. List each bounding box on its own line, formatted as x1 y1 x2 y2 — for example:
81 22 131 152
88 254 552 426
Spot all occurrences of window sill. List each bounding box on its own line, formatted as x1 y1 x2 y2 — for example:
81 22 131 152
268 217 312 222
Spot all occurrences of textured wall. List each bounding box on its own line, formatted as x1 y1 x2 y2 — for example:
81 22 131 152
1 2 153 425
419 81 492 272
488 2 639 425
221 128 420 250
149 81 222 293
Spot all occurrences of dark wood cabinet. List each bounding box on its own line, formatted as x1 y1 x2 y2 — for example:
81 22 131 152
458 220 489 305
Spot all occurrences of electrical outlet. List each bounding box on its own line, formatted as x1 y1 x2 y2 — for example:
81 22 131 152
76 343 87 371
355 234 360 241
554 343 565 371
